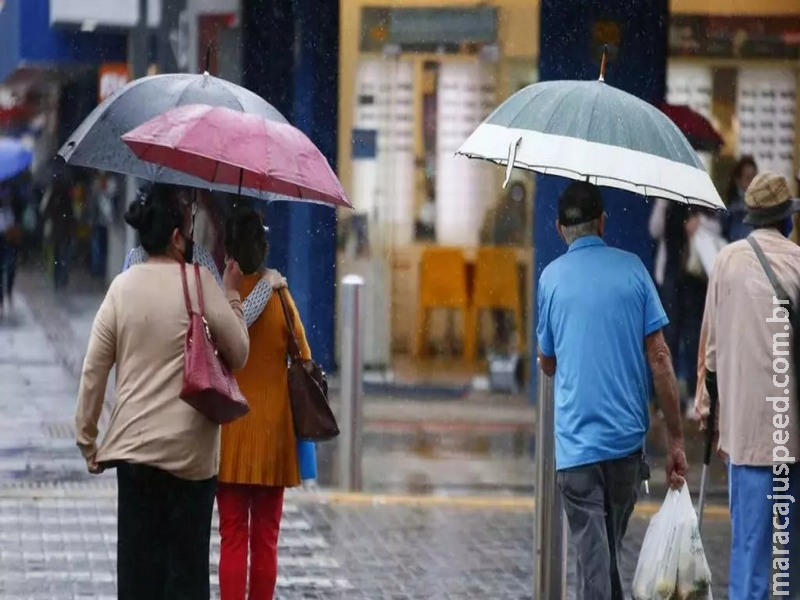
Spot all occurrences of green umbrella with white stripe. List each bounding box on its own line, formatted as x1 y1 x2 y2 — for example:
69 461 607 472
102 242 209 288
456 60 724 210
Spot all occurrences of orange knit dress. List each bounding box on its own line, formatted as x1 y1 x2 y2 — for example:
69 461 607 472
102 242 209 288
218 275 311 488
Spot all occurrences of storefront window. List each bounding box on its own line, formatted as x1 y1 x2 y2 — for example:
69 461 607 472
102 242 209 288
339 1 537 378
668 15 799 194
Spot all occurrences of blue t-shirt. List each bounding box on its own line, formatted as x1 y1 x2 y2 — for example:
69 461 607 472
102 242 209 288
536 236 668 471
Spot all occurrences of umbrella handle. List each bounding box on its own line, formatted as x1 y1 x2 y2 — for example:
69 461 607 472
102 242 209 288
599 44 608 82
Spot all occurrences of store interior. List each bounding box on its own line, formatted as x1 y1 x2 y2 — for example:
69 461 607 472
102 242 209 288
335 1 800 392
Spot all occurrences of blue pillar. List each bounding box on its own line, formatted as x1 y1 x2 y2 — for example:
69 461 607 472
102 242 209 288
242 0 338 372
530 0 668 402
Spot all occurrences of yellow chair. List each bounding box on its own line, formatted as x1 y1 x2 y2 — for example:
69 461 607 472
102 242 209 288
468 247 524 360
414 247 475 359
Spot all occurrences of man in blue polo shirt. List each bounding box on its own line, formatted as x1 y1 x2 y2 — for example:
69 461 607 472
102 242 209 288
537 181 687 600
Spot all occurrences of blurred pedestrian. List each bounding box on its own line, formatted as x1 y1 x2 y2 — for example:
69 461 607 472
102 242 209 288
0 184 14 317
216 208 313 600
702 172 800 599
43 174 76 290
536 181 686 600
3 186 21 309
648 197 669 295
75 184 250 600
480 180 528 352
661 202 707 419
124 187 278 328
88 172 118 278
722 155 757 242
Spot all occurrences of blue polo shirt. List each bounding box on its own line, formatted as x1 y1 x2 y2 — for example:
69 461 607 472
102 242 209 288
536 236 668 471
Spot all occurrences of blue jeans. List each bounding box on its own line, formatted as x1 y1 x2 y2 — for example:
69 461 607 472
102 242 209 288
729 462 800 599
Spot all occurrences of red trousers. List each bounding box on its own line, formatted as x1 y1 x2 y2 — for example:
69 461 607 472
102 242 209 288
217 484 285 600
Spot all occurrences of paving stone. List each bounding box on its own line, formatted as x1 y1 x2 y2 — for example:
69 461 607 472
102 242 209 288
0 496 732 599
0 271 736 598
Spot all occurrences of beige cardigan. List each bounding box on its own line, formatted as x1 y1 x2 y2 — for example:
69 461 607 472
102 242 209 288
75 262 249 480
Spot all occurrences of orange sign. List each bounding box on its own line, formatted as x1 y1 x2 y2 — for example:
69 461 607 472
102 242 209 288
98 63 130 104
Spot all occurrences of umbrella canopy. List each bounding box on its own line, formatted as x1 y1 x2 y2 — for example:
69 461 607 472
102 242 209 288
0 138 32 182
57 73 288 201
457 80 724 210
121 104 351 208
660 103 724 153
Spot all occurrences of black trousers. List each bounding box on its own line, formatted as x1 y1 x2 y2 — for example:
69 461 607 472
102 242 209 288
116 462 217 600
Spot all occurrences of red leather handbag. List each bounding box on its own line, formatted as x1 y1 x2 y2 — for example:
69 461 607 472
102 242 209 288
179 263 249 424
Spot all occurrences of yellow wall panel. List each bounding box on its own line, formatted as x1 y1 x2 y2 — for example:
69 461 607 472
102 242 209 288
671 0 800 15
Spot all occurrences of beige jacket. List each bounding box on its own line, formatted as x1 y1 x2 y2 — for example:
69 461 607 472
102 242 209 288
701 228 800 465
75 262 249 480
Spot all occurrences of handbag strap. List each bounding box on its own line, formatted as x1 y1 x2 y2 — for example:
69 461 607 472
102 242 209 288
747 235 790 303
193 262 206 317
180 262 193 316
278 289 302 361
179 262 207 318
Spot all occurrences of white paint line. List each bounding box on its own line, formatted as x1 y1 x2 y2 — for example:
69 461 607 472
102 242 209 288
0 498 300 513
0 552 339 569
0 532 328 548
0 572 352 590
0 515 311 530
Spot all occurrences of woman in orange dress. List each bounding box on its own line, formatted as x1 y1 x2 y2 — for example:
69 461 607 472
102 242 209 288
217 208 312 600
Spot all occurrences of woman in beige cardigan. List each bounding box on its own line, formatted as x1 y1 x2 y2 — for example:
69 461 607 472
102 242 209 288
75 184 249 600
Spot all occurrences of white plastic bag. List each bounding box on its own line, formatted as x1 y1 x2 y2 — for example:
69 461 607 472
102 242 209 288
690 217 727 277
632 485 713 600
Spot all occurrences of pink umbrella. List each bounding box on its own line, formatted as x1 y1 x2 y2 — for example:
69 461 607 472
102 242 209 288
121 104 352 208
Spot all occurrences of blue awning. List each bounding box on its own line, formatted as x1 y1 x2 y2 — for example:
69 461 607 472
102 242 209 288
0 0 128 84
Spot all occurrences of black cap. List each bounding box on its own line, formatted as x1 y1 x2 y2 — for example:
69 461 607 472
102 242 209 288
558 181 604 226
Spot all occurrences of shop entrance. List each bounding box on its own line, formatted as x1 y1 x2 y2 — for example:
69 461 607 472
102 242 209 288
338 4 537 391
341 50 533 386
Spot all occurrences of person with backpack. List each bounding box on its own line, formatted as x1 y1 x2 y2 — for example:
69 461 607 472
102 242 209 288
701 172 800 599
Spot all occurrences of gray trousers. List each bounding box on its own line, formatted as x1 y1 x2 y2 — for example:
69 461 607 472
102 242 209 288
557 450 643 600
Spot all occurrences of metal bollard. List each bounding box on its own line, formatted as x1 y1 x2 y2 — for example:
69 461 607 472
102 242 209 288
338 274 365 491
533 363 568 599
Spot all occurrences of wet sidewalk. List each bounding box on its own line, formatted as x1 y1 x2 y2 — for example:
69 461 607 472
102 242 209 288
0 268 735 598
5 266 729 501
0 490 732 600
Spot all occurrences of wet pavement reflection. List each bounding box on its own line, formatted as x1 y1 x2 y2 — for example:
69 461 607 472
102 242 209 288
0 495 731 599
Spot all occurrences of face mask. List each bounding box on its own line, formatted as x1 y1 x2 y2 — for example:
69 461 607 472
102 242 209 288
781 217 794 238
181 234 195 264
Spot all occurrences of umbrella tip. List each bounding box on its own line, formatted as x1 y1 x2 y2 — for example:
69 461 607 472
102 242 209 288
599 44 608 82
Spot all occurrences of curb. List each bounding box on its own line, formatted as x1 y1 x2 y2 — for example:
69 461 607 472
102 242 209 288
290 491 731 520
0 486 730 520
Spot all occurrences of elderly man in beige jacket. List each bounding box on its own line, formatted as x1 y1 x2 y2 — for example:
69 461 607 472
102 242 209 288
698 172 800 599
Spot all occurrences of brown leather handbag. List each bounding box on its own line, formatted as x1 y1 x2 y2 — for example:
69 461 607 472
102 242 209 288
278 289 339 441
180 262 250 424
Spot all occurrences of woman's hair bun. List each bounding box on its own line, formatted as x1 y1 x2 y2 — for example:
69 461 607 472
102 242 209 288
124 198 151 231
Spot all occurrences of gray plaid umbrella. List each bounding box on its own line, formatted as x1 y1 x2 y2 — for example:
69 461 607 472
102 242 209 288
58 73 288 201
457 79 724 210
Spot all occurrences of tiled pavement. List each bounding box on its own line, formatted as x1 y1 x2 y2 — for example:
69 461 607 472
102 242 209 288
0 493 732 600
